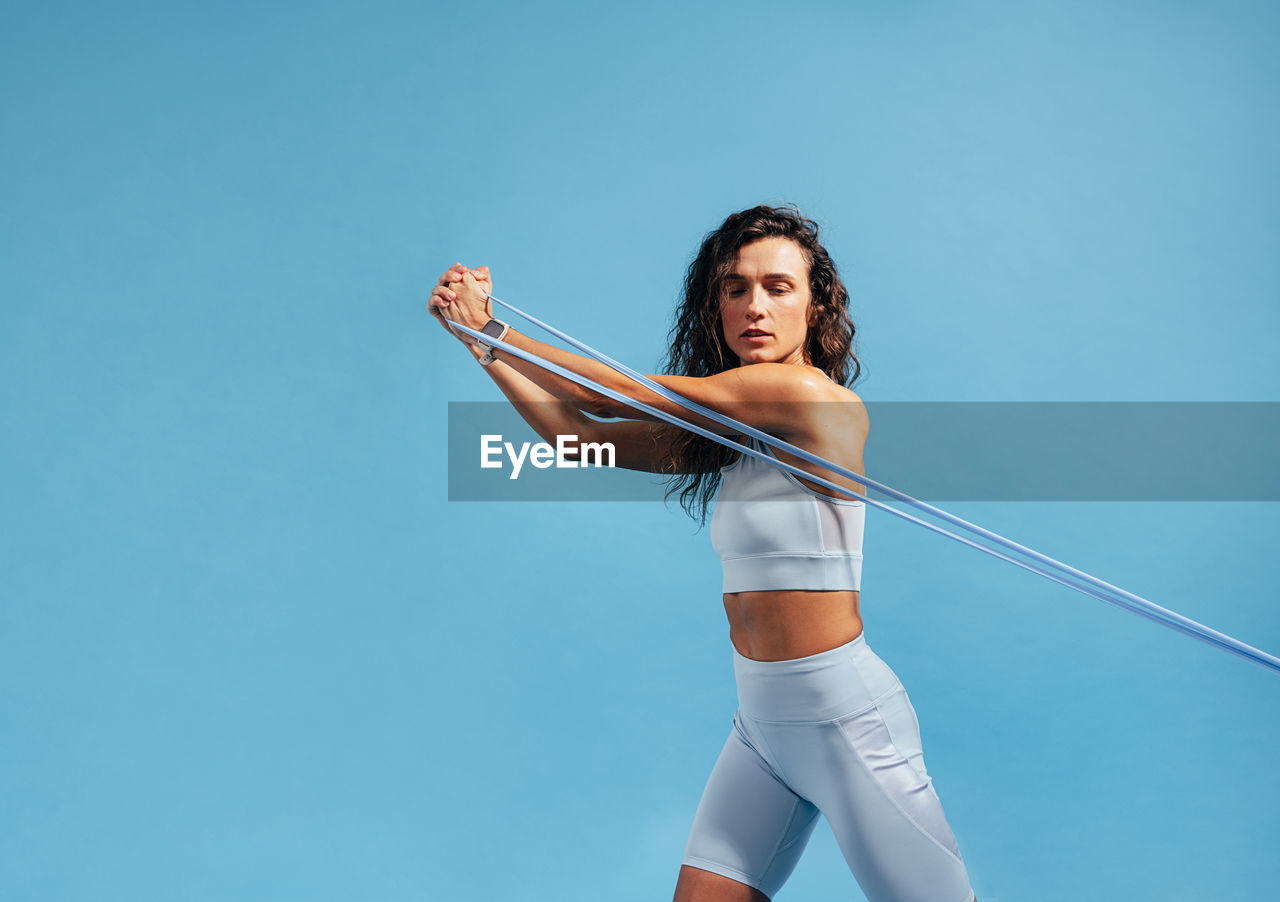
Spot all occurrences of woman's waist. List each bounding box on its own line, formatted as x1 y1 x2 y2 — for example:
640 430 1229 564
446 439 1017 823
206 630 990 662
730 627 903 723
724 589 862 662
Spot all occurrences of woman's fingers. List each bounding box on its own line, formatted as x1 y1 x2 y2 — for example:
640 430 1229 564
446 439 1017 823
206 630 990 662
436 262 469 288
433 263 493 310
428 294 465 332
430 281 458 304
467 265 493 295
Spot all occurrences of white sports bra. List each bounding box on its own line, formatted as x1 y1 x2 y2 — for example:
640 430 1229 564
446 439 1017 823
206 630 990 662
709 435 866 593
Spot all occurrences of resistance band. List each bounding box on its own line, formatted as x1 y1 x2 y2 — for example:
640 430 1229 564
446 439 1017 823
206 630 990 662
444 298 1280 676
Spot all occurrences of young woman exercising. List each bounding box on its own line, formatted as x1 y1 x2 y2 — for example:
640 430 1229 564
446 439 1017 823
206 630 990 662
429 204 976 902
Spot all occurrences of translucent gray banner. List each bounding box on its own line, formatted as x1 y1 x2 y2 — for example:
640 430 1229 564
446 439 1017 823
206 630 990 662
447 402 1280 501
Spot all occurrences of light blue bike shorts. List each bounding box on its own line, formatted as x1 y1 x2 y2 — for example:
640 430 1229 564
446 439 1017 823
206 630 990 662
681 632 975 902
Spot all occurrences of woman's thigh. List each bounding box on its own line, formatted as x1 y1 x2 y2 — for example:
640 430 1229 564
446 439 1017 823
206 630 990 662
680 713 820 900
755 687 974 902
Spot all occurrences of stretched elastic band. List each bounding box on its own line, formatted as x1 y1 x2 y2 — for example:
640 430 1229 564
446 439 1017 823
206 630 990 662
445 304 1280 676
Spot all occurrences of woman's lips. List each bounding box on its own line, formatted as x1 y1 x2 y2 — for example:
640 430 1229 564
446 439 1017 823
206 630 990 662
740 331 771 344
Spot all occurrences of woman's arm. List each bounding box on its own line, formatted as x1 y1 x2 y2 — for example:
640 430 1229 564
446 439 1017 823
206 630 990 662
480 350 685 473
429 264 682 473
435 272 843 441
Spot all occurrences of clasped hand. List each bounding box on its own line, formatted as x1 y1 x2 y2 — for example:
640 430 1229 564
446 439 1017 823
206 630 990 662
428 263 494 345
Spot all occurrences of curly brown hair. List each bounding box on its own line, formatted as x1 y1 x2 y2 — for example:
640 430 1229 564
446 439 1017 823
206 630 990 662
661 203 861 524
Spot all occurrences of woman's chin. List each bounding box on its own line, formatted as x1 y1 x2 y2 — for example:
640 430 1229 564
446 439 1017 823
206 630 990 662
734 347 775 365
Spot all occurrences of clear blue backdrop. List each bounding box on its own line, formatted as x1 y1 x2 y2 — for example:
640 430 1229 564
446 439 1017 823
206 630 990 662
3 2 1279 900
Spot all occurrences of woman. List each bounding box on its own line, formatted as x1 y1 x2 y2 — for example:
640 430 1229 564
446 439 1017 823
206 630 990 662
429 205 977 902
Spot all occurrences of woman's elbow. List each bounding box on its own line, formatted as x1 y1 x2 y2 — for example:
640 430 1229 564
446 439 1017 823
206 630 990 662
583 393 621 419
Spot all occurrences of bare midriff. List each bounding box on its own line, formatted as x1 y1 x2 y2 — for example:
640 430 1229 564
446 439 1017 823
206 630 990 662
723 589 863 662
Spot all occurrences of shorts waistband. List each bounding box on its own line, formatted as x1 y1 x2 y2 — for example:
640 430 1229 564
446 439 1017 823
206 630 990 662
731 633 903 723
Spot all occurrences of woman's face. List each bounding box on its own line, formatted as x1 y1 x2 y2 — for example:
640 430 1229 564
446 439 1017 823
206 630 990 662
719 237 812 368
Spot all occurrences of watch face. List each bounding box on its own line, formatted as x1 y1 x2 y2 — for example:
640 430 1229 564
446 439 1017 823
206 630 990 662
481 320 505 339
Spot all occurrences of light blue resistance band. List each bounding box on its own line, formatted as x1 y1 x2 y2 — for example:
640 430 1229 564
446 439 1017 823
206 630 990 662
447 299 1280 676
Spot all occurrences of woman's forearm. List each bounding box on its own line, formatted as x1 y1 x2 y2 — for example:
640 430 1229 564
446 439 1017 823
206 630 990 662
466 341 602 445
438 272 666 420
486 326 667 419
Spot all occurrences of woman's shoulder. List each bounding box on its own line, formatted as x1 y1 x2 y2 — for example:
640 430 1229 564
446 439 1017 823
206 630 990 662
802 365 866 404
804 366 869 432
743 362 854 394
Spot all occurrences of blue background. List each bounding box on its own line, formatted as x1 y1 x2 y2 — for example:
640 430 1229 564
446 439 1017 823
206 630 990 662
3 1 1278 900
